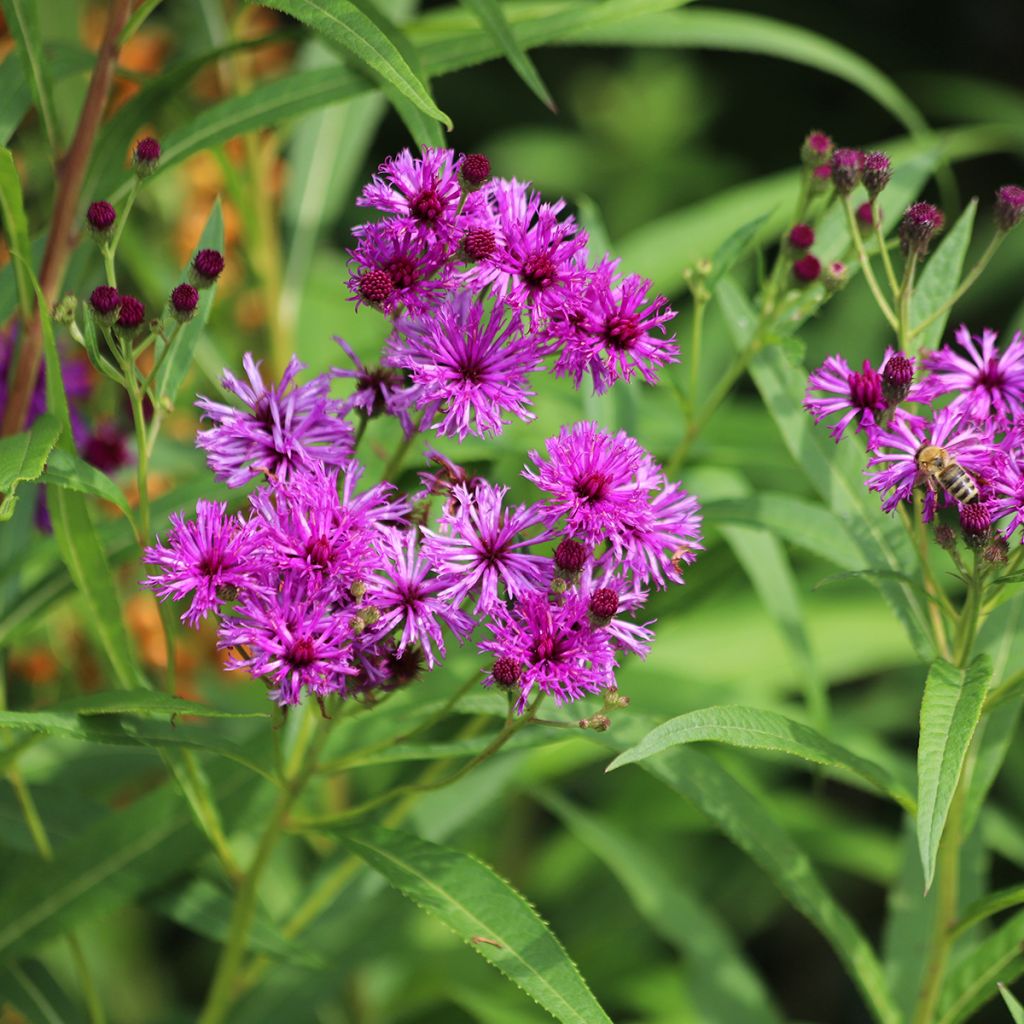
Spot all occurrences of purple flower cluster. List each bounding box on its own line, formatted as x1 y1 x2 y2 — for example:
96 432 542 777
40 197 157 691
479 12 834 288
805 326 1024 536
343 148 678 439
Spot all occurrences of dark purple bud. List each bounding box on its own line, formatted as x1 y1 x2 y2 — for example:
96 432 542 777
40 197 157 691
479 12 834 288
960 502 992 549
89 285 121 324
809 164 832 194
862 152 892 199
191 248 225 288
856 201 877 230
169 282 199 322
801 130 834 168
492 657 521 687
86 201 116 234
899 202 945 256
995 185 1024 232
554 538 588 573
357 268 393 307
460 152 491 188
882 353 914 407
461 227 496 262
788 223 814 249
793 254 821 283
589 588 619 625
132 136 161 177
115 294 146 335
830 148 865 195
83 422 130 474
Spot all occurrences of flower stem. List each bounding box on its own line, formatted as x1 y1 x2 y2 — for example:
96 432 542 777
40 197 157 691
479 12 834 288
842 196 899 330
872 207 900 299
898 251 919 350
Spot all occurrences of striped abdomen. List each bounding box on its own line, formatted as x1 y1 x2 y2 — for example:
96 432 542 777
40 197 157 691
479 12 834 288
939 464 979 504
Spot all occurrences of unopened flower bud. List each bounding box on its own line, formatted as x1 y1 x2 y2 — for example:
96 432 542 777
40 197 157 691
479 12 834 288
984 536 1009 565
862 152 892 199
793 253 821 283
603 690 630 710
788 224 814 249
461 227 496 262
53 294 78 325
881 353 914 406
216 582 239 602
169 283 199 322
492 656 521 687
588 587 619 627
115 294 146 338
994 185 1024 232
550 576 568 596
856 201 877 233
809 165 832 194
554 538 588 577
823 261 847 293
579 714 611 732
460 152 491 189
350 579 367 600
86 200 116 240
960 503 992 549
934 523 957 551
357 268 393 308
89 285 121 325
190 248 225 289
132 136 161 177
801 130 833 168
830 148 864 195
899 202 944 256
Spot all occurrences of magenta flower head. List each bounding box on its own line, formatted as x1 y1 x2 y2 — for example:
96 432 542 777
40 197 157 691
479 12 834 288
89 285 121 325
133 136 161 177
866 407 998 520
143 500 259 627
169 283 199 322
789 224 814 249
461 226 496 262
805 354 887 442
960 501 993 548
347 224 450 315
191 249 225 289
115 294 146 338
830 148 864 195
86 201 116 237
196 353 355 487
862 152 892 199
460 152 492 190
995 185 1024 232
793 254 821 283
899 202 944 256
918 325 1024 427
882 352 915 407
801 130 834 168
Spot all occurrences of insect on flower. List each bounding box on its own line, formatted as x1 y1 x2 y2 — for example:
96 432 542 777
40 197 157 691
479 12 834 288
916 445 979 505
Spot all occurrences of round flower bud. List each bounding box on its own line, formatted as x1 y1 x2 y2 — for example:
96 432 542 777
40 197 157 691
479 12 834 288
460 152 491 189
934 523 957 551
983 536 1009 565
461 227 496 262
809 165 832 194
881 353 914 407
169 282 199 322
132 136 161 177
554 538 588 576
579 714 611 732
823 260 848 293
899 202 944 256
862 152 892 199
86 200 116 239
190 248 225 289
357 268 393 308
589 588 619 627
492 657 521 687
856 201 876 233
801 130 834 168
994 185 1024 232
792 254 821 283
960 503 992 550
788 223 814 249
53 294 78 326
115 294 146 338
830 148 865 195
89 285 121 325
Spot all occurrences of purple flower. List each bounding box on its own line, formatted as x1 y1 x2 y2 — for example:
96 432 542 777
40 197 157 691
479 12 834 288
919 326 1024 428
990 456 1024 542
579 567 655 658
866 407 998 519
805 353 887 442
196 354 355 487
346 224 451 315
388 293 546 440
366 528 472 668
220 579 356 704
523 422 648 545
421 482 554 613
480 591 616 712
143 500 259 627
333 335 415 431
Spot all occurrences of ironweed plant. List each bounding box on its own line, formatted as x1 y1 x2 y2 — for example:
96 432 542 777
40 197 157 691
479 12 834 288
3 2 1024 1023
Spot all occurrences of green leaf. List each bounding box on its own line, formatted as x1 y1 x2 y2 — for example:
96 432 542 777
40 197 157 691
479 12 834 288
907 199 978 356
813 569 930 598
51 691 268 719
0 51 33 145
154 198 224 406
252 0 452 129
40 448 132 520
338 823 614 1024
955 883 1024 939
0 0 60 154
0 961 84 1024
537 789 783 1024
937 909 1024 1024
0 145 33 322
458 0 555 110
999 983 1024 1024
704 209 774 290
0 413 61 522
607 705 915 811
917 656 991 892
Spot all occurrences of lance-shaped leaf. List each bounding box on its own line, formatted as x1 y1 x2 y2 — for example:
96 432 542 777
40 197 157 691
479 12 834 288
41 447 132 521
0 413 60 521
999 983 1024 1024
917 656 991 892
0 0 59 154
338 823 613 1024
608 705 915 812
0 145 33 322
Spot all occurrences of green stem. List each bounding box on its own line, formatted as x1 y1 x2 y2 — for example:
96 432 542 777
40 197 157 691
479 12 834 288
872 207 900 299
842 196 898 330
688 290 708 406
907 232 1004 342
898 250 919 350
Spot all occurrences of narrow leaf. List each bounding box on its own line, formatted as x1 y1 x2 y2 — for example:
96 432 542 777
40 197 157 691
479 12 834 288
917 655 991 891
458 0 555 110
0 413 60 522
704 209 773 289
955 883 1024 938
999 984 1024 1024
339 823 614 1024
0 0 60 153
608 705 915 811
0 145 33 322
0 51 33 145
41 448 132 520
51 691 268 719
252 0 452 129
908 199 977 356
